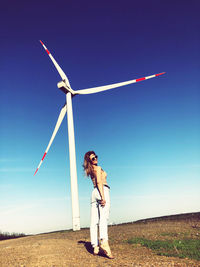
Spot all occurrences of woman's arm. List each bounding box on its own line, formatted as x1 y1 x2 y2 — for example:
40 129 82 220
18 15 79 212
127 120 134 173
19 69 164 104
95 166 106 206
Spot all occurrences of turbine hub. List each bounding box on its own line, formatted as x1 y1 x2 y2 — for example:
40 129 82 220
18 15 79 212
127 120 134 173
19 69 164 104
57 80 72 94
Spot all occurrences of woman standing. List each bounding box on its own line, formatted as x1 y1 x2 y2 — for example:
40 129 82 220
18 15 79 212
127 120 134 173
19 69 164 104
83 151 114 259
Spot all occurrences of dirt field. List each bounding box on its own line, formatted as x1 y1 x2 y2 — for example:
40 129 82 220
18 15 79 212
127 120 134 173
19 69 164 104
0 214 200 266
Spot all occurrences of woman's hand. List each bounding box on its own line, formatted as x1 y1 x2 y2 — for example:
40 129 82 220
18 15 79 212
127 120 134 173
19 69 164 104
101 199 106 207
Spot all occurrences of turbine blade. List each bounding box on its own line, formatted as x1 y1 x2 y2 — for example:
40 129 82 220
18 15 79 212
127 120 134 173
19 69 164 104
39 40 74 93
34 104 67 176
75 72 166 95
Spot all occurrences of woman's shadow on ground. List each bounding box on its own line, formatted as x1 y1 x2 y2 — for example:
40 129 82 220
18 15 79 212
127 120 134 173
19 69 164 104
78 241 107 258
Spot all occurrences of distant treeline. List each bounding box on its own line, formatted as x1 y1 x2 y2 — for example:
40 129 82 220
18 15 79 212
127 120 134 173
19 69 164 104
135 212 200 224
108 212 200 228
0 231 26 241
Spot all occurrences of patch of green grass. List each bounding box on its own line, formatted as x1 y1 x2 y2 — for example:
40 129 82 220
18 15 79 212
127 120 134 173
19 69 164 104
160 232 179 237
160 232 191 239
127 237 200 261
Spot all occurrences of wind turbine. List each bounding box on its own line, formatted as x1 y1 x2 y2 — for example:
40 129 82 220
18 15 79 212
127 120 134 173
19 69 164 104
34 40 165 231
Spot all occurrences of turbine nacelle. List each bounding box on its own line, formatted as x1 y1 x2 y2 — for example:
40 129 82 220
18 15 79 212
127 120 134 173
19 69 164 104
57 80 74 95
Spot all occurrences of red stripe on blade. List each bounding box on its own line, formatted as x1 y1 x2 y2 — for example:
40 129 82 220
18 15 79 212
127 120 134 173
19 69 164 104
34 168 38 176
136 77 146 82
46 49 50 55
42 152 47 161
155 72 166 76
40 40 44 46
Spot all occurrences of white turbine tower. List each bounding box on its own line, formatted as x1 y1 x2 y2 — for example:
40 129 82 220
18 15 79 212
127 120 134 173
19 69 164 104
34 40 165 231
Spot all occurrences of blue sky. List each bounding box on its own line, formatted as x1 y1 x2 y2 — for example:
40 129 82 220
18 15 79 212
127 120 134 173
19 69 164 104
0 0 200 234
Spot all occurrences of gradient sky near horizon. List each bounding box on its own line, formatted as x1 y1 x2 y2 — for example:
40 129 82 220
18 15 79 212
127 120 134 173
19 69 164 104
0 0 200 234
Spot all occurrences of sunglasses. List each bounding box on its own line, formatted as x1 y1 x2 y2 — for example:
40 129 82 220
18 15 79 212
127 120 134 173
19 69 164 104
91 155 98 161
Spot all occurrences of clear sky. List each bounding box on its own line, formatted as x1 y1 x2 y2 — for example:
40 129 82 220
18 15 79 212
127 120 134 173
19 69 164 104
0 0 199 235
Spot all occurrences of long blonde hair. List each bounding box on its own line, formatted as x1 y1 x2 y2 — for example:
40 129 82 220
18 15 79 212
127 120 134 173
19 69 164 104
83 151 96 178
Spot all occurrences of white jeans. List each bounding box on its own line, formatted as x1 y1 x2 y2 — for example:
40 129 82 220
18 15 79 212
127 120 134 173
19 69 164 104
90 186 110 248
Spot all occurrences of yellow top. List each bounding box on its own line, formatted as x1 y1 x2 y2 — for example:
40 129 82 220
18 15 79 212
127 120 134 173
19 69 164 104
91 166 107 188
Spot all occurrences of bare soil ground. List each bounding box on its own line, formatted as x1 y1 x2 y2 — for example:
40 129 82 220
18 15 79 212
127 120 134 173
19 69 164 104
0 213 200 267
